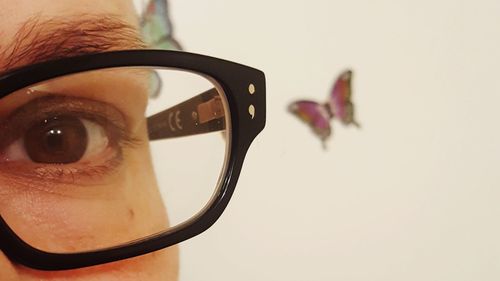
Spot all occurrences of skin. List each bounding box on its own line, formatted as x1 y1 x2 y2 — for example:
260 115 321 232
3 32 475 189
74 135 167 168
0 0 179 280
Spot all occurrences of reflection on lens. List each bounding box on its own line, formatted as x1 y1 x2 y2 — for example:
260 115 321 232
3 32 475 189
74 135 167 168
0 67 230 254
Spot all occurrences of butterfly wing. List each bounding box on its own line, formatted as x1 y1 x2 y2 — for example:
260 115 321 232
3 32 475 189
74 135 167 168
289 100 332 141
140 0 181 98
329 70 359 127
140 0 182 50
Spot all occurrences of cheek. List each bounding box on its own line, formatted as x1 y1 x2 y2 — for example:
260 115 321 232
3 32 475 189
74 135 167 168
0 141 179 279
0 189 167 253
0 136 169 254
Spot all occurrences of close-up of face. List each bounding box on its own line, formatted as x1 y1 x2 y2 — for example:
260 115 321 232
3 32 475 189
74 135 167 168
0 0 266 279
0 0 178 280
0 0 498 280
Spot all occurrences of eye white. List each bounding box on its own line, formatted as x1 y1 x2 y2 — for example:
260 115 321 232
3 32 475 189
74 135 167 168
81 119 109 160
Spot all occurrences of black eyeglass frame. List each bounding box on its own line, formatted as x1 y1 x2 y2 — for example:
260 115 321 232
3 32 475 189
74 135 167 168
0 50 266 270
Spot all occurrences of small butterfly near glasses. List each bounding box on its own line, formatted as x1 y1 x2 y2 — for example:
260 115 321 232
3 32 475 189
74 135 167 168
288 70 360 146
140 0 182 50
140 0 183 98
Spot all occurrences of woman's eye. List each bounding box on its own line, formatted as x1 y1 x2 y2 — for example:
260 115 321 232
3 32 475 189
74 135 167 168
0 95 135 183
5 115 111 164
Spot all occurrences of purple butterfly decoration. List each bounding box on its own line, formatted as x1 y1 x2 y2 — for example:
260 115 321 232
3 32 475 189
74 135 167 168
288 70 359 147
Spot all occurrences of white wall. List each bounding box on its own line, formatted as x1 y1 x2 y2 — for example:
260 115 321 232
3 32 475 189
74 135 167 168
169 0 500 280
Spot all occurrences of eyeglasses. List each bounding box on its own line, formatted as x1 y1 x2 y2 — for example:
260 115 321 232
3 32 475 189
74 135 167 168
0 50 266 270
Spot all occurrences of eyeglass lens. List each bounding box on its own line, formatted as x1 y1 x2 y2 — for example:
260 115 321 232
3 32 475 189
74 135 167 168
0 67 231 254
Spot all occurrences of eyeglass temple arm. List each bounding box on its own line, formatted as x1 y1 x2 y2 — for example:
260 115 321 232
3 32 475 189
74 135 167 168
147 88 226 140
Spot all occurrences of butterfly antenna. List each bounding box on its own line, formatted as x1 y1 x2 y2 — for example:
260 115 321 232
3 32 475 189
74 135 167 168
321 140 328 150
352 119 361 128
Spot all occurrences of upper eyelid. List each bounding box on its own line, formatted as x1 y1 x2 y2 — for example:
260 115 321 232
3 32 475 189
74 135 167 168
0 68 150 135
5 92 126 125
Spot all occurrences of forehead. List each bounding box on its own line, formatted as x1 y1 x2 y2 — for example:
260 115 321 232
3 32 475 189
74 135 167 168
0 0 141 72
0 0 138 34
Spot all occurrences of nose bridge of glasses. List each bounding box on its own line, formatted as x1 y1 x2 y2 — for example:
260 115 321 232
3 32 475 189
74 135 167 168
147 88 226 140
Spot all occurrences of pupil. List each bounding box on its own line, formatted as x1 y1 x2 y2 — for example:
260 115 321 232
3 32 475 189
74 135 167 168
45 129 64 152
25 116 88 164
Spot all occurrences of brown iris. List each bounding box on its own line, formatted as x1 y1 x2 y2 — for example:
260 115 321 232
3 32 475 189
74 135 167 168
24 116 88 164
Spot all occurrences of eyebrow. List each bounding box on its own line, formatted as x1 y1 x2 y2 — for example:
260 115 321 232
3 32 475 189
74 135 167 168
0 14 146 72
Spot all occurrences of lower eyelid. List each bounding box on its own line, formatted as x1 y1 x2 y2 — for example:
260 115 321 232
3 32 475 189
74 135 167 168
0 165 123 200
0 155 124 188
